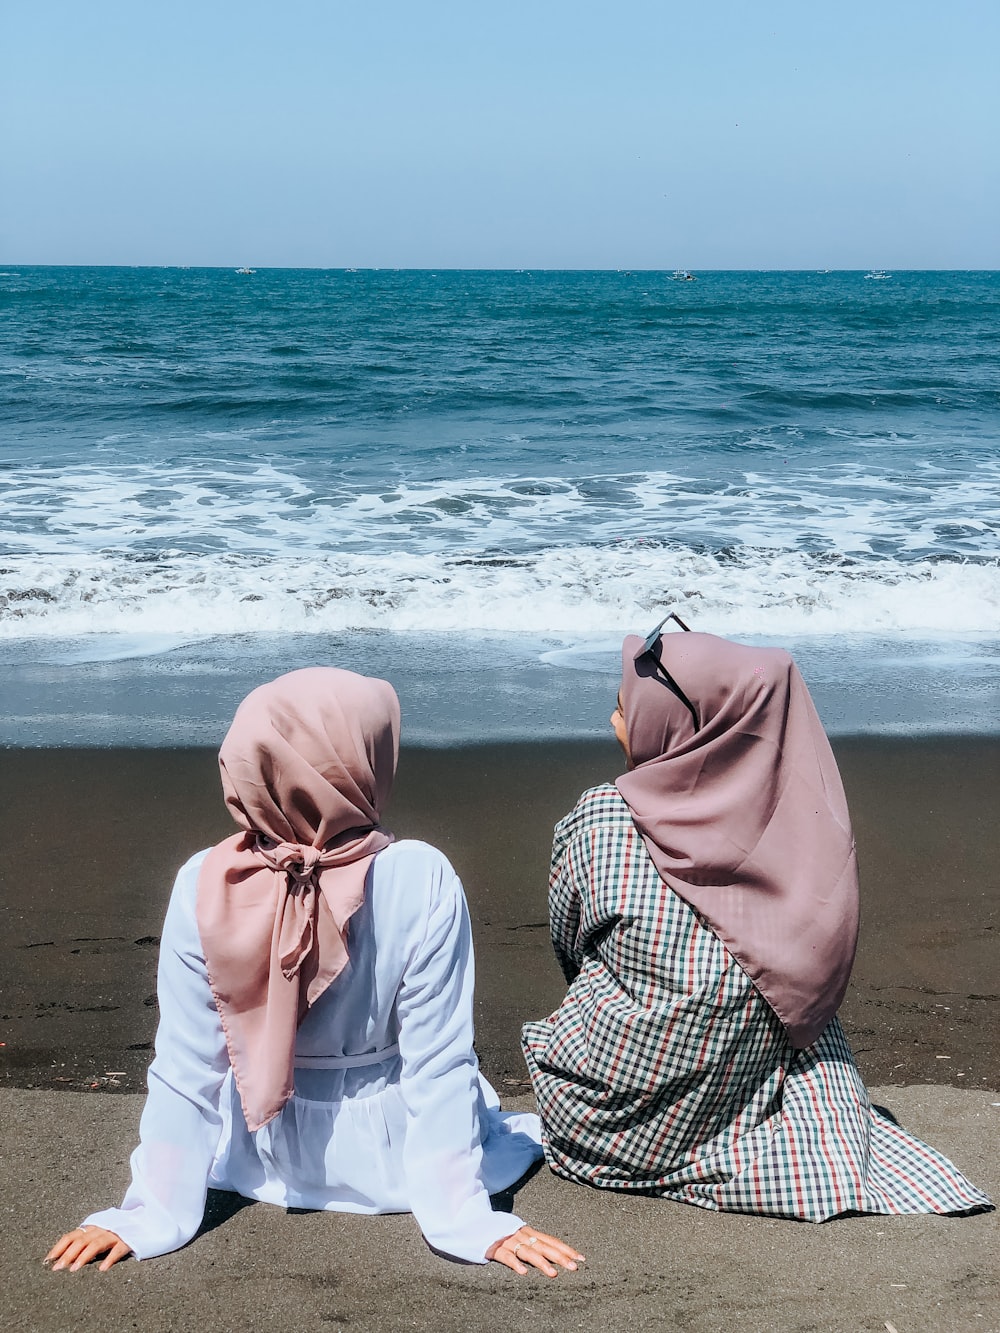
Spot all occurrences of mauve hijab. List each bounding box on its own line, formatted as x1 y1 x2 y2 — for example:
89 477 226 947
196 667 400 1131
615 631 859 1048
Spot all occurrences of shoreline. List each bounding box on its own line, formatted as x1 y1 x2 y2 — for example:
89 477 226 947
2 735 997 1094
3 630 999 746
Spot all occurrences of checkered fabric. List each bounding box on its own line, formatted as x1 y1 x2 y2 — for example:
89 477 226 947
521 784 991 1218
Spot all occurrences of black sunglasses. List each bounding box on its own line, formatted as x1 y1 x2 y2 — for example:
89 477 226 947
633 611 698 731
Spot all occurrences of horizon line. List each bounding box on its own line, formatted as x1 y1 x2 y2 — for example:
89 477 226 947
2 263 998 274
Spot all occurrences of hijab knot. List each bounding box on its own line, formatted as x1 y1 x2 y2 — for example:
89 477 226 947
257 837 324 888
253 838 328 980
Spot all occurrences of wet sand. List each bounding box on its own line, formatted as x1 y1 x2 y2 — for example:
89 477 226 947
1 737 997 1094
1 738 997 1330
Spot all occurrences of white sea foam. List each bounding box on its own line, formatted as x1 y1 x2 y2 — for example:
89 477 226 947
1 545 996 640
1 456 996 642
2 458 998 562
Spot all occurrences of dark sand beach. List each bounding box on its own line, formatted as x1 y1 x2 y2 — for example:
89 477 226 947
1 738 997 1331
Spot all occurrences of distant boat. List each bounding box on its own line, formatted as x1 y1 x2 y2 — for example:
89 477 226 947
235 266 256 275
864 269 891 280
671 269 696 281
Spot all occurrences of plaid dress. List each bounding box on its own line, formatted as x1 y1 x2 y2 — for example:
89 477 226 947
521 784 991 1219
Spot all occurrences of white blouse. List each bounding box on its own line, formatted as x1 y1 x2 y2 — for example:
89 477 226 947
84 840 543 1263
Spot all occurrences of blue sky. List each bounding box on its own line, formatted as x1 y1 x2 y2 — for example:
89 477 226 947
2 0 997 268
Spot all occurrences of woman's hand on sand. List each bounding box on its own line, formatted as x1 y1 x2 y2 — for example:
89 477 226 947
486 1224 584 1277
45 1226 131 1272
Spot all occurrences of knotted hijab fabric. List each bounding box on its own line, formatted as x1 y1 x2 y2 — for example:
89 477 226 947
616 632 859 1049
196 667 400 1131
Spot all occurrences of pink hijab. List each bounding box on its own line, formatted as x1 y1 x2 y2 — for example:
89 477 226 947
616 631 859 1049
196 667 400 1131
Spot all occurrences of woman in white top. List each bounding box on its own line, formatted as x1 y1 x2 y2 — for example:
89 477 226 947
46 668 581 1279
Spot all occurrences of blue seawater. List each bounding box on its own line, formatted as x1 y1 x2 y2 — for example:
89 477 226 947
1 267 997 742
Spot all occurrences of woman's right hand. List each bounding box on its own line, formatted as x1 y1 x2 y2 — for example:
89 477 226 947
486 1224 584 1277
45 1226 131 1272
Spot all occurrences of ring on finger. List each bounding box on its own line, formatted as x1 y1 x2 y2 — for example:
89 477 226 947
523 1235 539 1248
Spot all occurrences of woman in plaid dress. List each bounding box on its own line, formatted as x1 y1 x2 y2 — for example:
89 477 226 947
522 625 990 1219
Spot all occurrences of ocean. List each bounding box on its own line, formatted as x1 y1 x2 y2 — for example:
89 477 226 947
1 266 997 744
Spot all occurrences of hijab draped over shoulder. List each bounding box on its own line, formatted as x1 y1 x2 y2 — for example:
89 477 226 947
196 667 400 1131
616 632 859 1049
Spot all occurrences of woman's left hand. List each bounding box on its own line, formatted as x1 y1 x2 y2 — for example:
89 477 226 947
45 1226 131 1272
486 1224 584 1277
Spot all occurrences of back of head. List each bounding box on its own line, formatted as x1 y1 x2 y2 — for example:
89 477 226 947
218 666 401 848
622 632 798 769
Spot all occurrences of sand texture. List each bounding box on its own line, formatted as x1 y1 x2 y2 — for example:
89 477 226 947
1 738 997 1330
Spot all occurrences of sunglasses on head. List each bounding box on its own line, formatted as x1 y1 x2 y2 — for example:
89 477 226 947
633 611 698 731
636 611 691 655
